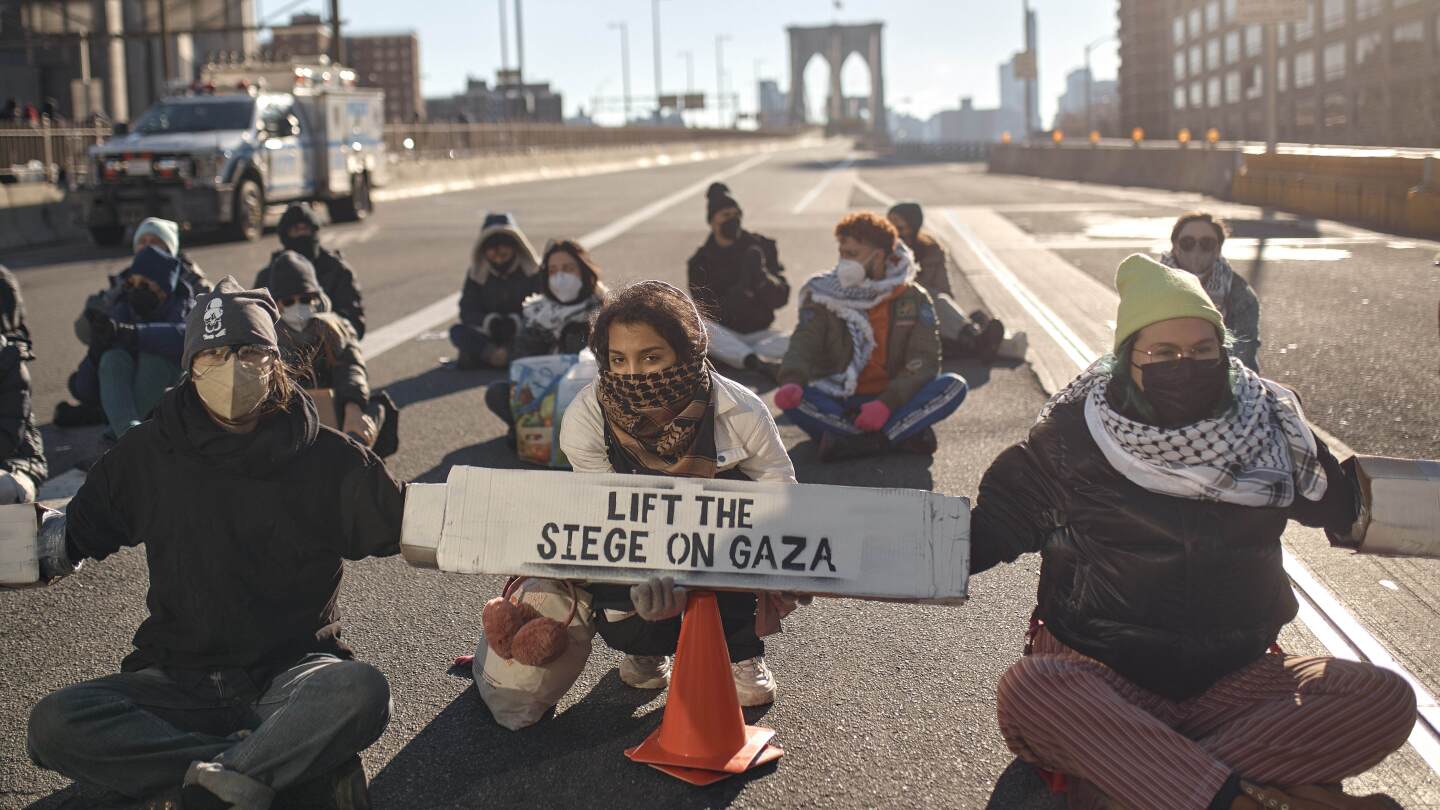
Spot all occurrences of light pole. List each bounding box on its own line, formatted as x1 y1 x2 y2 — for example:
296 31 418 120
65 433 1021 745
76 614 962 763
715 34 731 128
678 50 694 92
651 0 664 113
609 21 631 123
498 0 509 72
1083 34 1115 136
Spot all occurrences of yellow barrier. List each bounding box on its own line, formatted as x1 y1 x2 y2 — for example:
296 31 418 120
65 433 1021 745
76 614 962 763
1232 152 1438 238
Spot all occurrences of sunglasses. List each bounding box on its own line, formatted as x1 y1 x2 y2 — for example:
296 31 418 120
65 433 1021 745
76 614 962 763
1177 235 1219 252
279 294 317 308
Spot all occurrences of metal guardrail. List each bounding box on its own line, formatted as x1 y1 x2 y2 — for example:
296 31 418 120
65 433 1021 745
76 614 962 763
1014 135 1440 159
382 123 807 161
0 121 111 183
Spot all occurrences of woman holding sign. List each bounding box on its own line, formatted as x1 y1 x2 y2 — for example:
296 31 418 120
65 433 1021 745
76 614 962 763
558 280 798 707
969 255 1414 810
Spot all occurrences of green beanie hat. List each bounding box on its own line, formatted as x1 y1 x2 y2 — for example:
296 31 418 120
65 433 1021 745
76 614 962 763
1113 253 1224 350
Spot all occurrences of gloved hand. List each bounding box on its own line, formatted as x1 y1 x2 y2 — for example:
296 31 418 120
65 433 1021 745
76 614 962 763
774 383 803 410
86 310 116 351
488 314 518 347
854 400 891 432
778 591 814 610
630 576 687 622
110 320 139 351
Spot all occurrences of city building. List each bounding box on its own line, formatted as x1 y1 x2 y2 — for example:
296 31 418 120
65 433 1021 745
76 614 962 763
1126 0 1440 146
267 15 423 122
1 0 256 121
1117 0 1173 139
999 52 1040 134
424 71 563 124
757 79 789 128
1054 67 1119 134
936 98 1003 142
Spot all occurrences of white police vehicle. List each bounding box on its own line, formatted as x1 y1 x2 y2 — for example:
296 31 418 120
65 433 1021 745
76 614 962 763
75 60 386 245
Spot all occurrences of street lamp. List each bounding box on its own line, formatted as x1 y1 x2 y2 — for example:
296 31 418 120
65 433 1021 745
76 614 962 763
715 34 731 128
678 50 694 93
652 0 666 115
609 21 631 124
1083 34 1116 137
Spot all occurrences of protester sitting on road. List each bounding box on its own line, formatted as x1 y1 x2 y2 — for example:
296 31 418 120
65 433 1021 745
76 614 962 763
968 254 1414 810
256 203 366 339
0 266 46 502
55 218 209 428
26 277 404 810
886 201 1005 362
558 280 799 707
59 247 196 440
450 212 543 370
264 251 387 451
776 212 969 463
1159 211 1261 371
485 238 608 430
687 182 790 379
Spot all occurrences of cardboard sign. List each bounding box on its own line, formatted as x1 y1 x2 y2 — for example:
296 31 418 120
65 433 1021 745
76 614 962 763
304 388 339 430
401 467 970 604
0 502 39 586
1351 455 1440 559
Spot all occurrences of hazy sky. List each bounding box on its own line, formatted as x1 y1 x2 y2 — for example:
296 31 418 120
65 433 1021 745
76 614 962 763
266 0 1121 126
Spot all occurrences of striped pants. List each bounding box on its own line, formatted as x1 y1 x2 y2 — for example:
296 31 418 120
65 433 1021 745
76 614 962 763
996 629 1417 810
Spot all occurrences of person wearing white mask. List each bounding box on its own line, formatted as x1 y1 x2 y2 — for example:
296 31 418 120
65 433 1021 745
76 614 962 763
484 239 607 430
775 212 968 462
26 277 403 809
263 251 382 449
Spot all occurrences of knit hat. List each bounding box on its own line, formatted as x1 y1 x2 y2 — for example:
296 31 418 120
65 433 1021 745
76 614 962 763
126 246 182 294
263 251 323 302
278 203 322 234
888 202 923 233
132 217 180 256
1113 253 1224 350
706 182 740 223
182 276 280 369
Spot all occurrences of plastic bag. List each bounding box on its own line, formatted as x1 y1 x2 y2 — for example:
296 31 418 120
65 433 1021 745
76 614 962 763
510 350 597 467
475 578 597 730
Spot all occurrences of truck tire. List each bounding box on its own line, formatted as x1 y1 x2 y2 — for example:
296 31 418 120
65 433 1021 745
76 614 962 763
89 226 125 247
229 178 265 242
327 172 371 223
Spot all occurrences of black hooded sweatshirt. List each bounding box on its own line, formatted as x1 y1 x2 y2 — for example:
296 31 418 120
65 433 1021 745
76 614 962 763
65 383 404 679
686 230 789 334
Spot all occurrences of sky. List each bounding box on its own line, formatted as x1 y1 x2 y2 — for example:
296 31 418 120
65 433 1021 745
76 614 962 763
258 0 1122 127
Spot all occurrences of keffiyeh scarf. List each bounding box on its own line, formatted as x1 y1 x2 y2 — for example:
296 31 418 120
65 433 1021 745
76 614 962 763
799 243 918 397
1039 357 1327 508
596 358 717 478
1159 251 1235 318
521 292 594 340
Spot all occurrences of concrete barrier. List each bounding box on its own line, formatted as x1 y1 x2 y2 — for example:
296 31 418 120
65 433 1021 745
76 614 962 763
988 143 1243 199
1232 152 1439 238
0 133 817 254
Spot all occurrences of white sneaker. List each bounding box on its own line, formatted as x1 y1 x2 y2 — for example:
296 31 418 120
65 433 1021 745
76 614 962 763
620 654 672 689
731 656 777 706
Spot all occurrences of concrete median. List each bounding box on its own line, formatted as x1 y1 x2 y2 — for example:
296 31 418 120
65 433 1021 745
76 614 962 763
0 182 86 253
988 142 1243 199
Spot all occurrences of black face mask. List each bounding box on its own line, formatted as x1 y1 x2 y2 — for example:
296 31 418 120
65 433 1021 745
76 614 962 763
718 218 742 241
128 287 163 319
1136 356 1229 427
282 233 319 260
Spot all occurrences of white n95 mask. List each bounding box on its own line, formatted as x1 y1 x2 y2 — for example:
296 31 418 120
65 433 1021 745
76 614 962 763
280 303 314 332
549 271 584 303
835 259 867 288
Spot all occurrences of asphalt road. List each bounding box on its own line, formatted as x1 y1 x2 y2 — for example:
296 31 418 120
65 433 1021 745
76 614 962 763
1 142 1437 809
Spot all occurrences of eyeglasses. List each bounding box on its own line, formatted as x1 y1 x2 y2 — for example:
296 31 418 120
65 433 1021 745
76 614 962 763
1132 345 1223 364
1177 235 1219 253
192 345 277 376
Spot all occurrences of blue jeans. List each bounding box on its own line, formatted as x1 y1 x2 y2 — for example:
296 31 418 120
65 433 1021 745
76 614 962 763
27 654 391 803
94 349 183 438
783 373 969 443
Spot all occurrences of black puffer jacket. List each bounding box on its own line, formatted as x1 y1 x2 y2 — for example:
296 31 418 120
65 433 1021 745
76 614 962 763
64 383 404 679
970 396 1356 700
687 230 789 334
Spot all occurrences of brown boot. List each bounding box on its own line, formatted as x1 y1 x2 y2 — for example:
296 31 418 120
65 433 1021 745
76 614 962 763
1235 781 1401 810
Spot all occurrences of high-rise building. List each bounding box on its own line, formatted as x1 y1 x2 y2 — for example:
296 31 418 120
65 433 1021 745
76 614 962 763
1055 67 1119 133
997 55 1031 137
757 79 788 128
344 32 424 122
424 72 563 124
1161 0 1439 146
1117 0 1173 139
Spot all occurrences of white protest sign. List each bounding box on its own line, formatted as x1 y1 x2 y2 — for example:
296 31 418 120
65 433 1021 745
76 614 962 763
402 467 970 604
1352 455 1440 560
0 502 39 586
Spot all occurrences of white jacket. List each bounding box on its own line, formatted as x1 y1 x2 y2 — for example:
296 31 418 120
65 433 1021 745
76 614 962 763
559 372 797 483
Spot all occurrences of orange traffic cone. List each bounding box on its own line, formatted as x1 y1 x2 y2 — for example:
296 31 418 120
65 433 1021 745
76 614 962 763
625 590 784 785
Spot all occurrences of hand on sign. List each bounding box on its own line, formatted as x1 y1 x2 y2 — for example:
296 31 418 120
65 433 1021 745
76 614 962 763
343 402 378 447
854 400 890 432
778 591 814 610
773 383 803 410
630 576 687 622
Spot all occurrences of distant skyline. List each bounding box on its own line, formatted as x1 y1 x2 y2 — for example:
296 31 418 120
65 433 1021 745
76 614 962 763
261 0 1121 125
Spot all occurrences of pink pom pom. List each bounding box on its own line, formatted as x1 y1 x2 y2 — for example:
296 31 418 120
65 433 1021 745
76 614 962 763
510 618 569 667
481 597 526 659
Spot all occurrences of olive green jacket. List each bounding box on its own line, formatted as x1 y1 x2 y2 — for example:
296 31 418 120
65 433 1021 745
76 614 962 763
778 283 941 410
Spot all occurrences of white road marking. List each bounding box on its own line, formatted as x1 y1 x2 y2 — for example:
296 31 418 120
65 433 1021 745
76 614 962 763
359 150 776 360
791 156 856 215
943 205 1436 775
852 176 896 207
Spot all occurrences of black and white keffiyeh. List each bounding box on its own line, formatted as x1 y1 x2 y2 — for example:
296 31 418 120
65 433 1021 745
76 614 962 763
1039 357 1327 508
1159 251 1235 319
799 242 918 397
520 292 594 340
